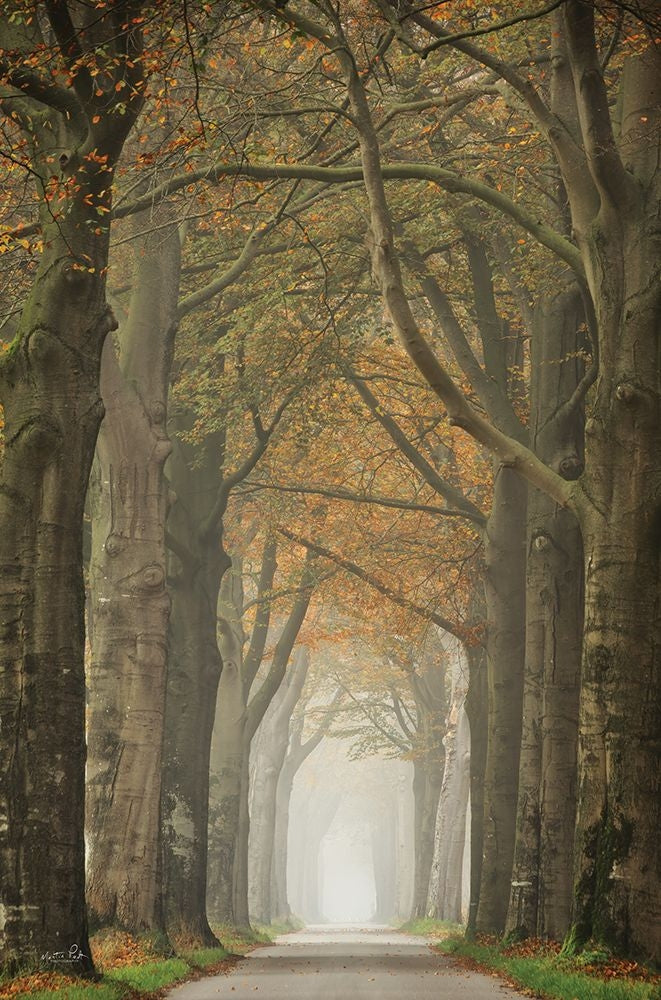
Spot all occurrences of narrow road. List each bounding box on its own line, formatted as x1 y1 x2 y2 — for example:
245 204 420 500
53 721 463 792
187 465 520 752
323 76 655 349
166 925 525 999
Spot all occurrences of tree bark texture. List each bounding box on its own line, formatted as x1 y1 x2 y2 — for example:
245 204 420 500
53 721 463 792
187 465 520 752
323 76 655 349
507 282 584 942
86 211 180 932
464 618 488 936
560 30 660 959
207 563 246 926
161 431 227 947
0 10 143 963
427 637 470 923
409 649 447 919
477 468 527 934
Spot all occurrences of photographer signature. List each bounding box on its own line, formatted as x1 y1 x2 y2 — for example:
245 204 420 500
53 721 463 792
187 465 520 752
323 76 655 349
41 943 88 965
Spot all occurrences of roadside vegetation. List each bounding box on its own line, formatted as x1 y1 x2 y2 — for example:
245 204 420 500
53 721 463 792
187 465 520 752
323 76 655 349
403 920 661 1000
0 927 260 1000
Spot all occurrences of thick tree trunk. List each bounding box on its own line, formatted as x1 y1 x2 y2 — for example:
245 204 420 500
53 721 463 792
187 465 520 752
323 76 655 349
207 600 245 926
563 41 660 960
232 755 252 928
571 232 660 957
410 759 443 919
0 11 143 971
0 259 113 970
477 468 527 934
427 638 471 922
440 708 471 923
507 282 583 941
394 764 415 921
464 636 487 936
161 433 226 947
86 212 180 932
249 742 279 924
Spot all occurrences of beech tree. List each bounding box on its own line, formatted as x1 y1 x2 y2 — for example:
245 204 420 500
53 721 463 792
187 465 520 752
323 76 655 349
0 1 149 970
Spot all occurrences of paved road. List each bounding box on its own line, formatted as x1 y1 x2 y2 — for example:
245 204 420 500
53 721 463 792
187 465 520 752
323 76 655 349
166 925 525 999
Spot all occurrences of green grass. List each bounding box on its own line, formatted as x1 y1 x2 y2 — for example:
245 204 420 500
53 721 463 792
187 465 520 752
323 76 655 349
4 947 232 999
211 923 272 955
8 985 123 1000
253 917 304 938
180 946 230 968
398 916 464 938
105 957 190 990
438 938 661 1000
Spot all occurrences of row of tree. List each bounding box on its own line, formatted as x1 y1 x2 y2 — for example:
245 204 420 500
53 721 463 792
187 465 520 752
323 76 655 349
0 0 658 974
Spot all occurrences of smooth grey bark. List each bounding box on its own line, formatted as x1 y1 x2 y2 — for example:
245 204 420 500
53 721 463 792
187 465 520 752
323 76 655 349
86 209 180 932
506 280 584 941
476 468 527 934
427 636 471 922
161 428 227 947
464 635 488 936
0 6 143 970
410 655 447 919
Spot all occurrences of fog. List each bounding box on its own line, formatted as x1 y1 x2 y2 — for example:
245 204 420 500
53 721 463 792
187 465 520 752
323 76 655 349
285 746 415 925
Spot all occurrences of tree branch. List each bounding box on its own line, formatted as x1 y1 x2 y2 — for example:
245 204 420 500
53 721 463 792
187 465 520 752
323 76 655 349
277 526 465 639
243 478 478 521
343 363 487 527
243 537 278 691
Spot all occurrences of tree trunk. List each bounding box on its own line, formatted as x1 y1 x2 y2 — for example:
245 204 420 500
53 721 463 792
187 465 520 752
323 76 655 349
232 754 252 928
271 759 296 922
0 10 145 970
86 211 180 932
270 699 331 922
206 565 246 927
570 235 660 957
371 807 397 923
427 638 471 923
394 764 415 921
248 650 309 925
161 432 226 947
410 758 443 919
477 468 527 934
464 632 487 936
507 282 584 941
564 42 660 960
0 263 113 971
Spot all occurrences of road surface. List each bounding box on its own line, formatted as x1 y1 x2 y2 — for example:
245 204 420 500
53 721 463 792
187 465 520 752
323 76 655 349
166 925 525 999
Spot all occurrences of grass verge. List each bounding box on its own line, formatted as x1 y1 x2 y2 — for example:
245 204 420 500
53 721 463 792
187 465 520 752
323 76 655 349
436 936 661 1000
0 931 239 1000
210 924 271 955
398 917 464 938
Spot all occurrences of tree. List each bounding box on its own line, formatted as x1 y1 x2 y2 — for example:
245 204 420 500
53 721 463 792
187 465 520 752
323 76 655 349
208 543 316 927
86 202 180 934
0 2 148 970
